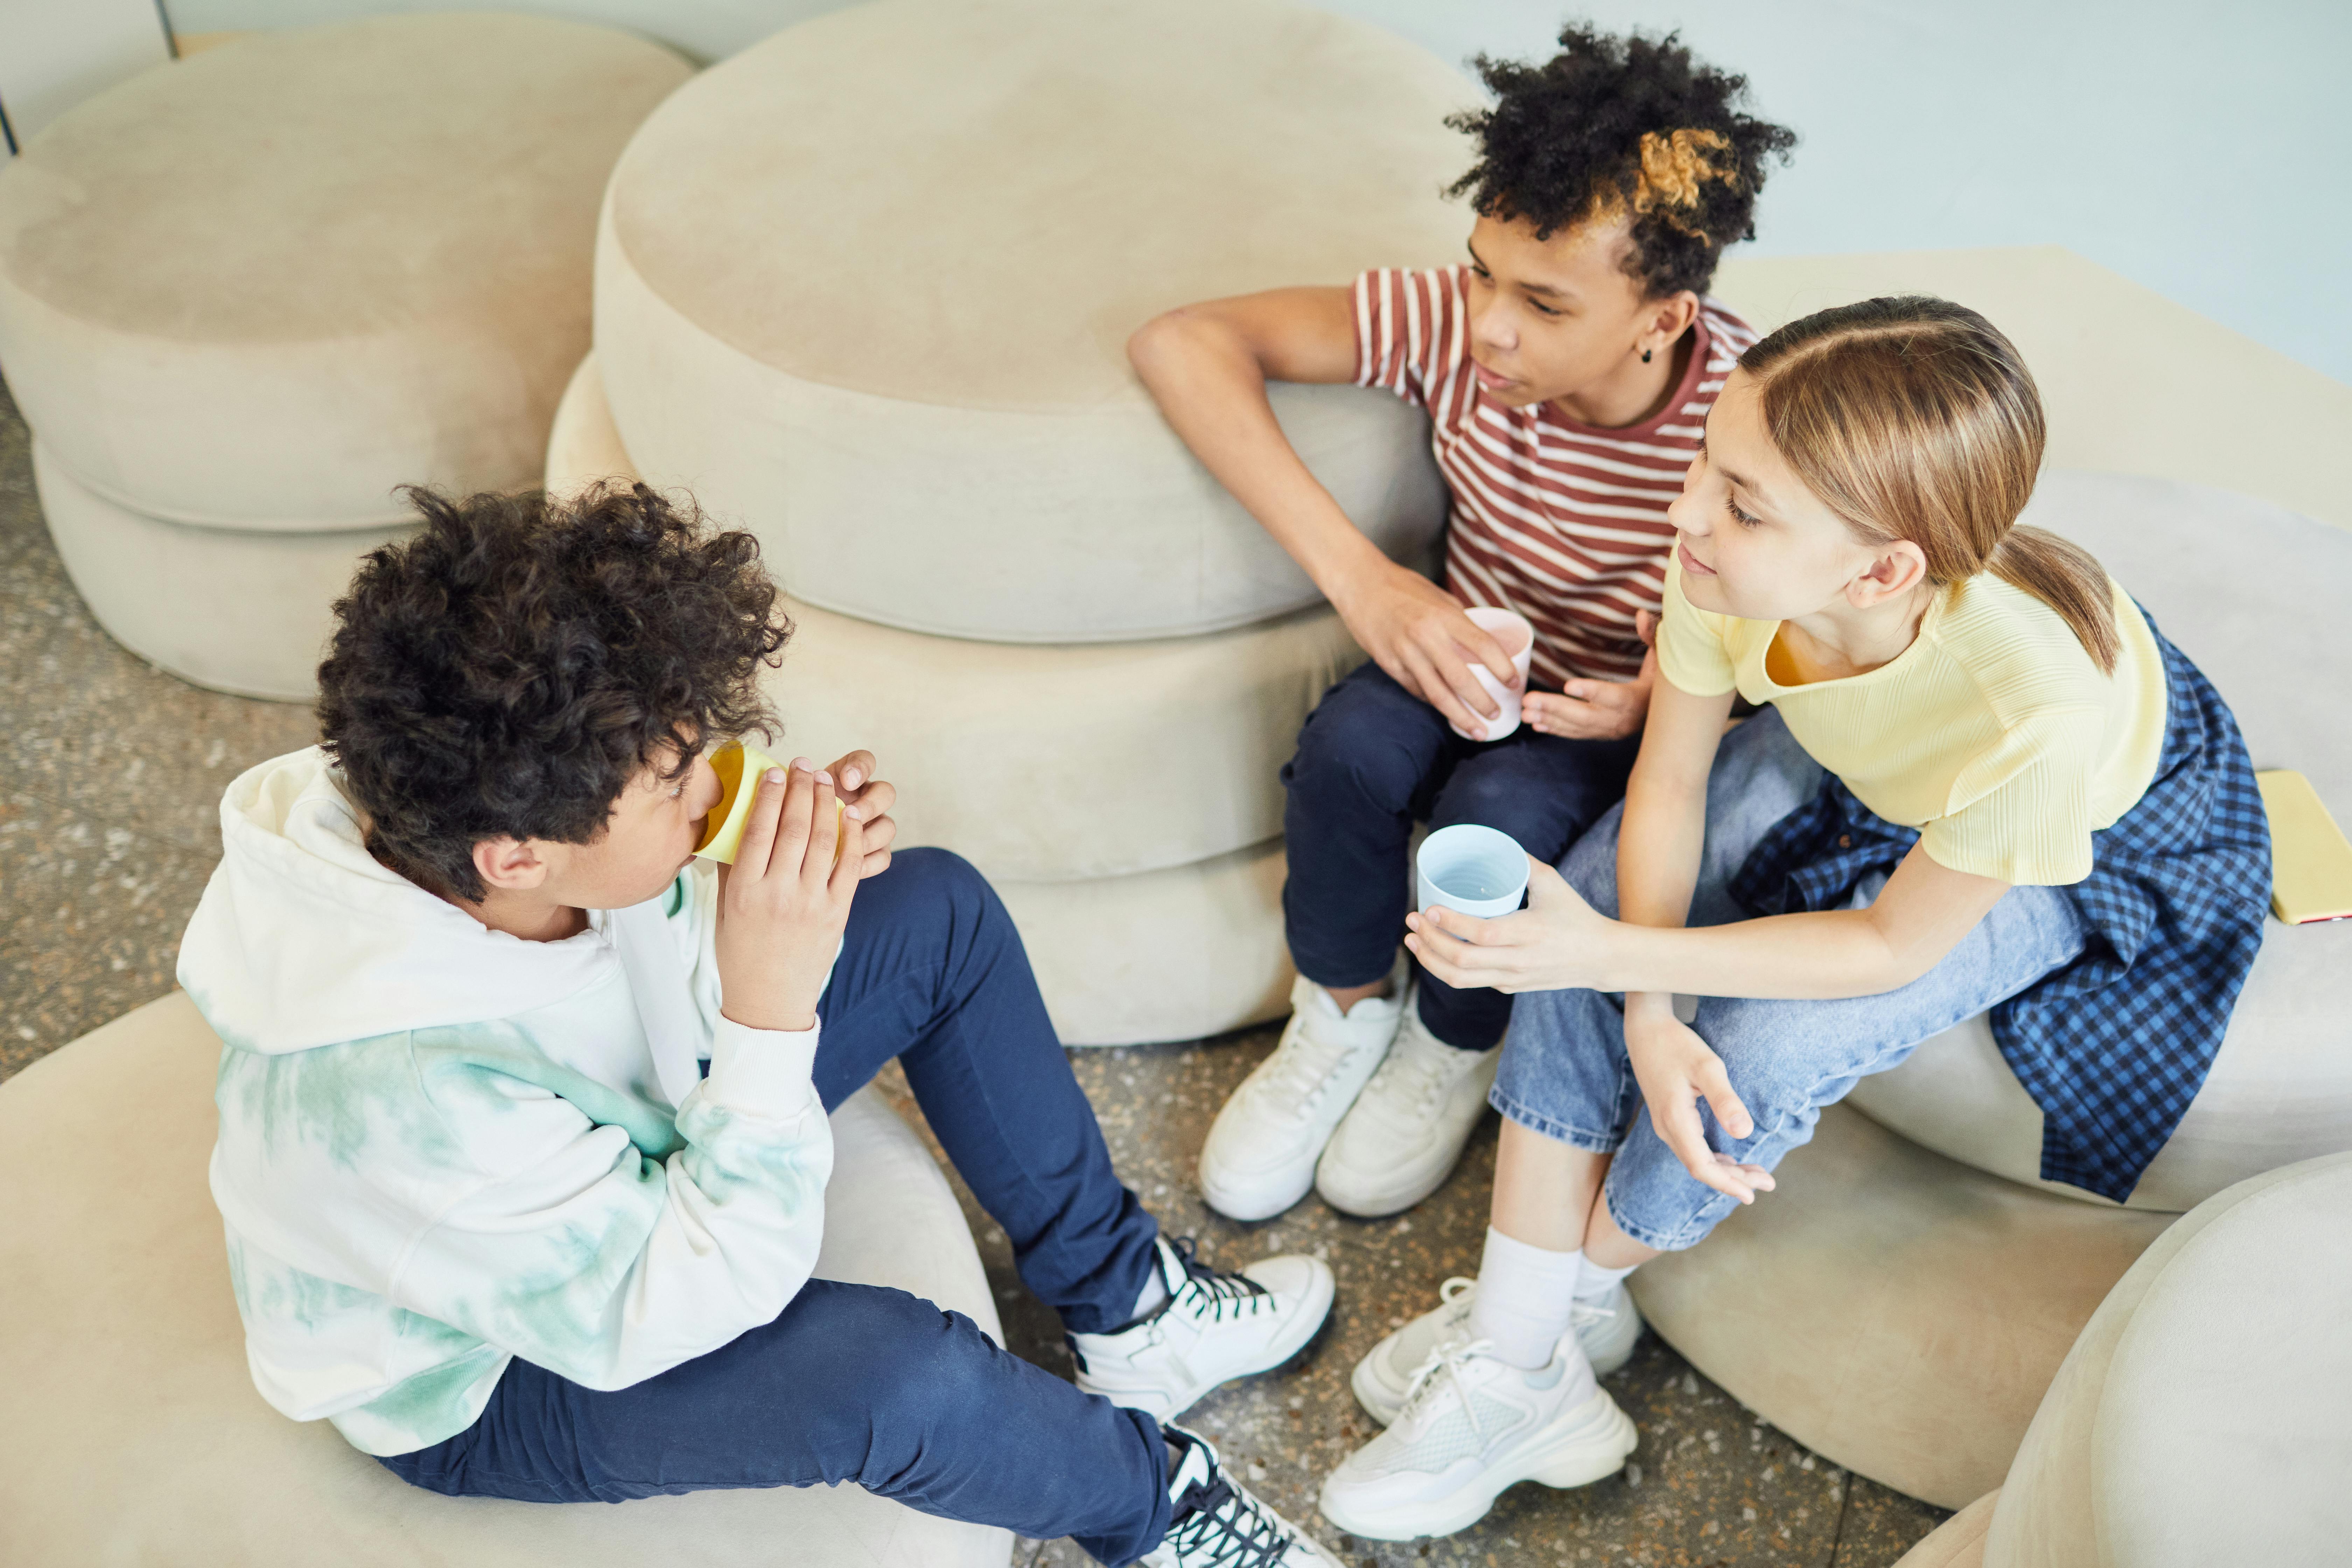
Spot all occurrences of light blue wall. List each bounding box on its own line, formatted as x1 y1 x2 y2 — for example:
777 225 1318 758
166 0 2351 383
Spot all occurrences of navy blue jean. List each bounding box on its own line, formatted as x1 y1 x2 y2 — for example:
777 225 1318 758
380 849 1171 1565
1282 661 1642 1050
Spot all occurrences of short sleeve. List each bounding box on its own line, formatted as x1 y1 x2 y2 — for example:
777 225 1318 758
1917 712 2100 885
1353 267 1469 413
1655 550 1740 697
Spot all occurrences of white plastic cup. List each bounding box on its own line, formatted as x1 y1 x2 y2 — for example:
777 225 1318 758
1449 607 1536 742
1415 824 1532 919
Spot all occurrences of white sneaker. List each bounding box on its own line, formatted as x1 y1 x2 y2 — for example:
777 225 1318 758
1141 1426 1343 1568
1318 1338 1637 1541
1314 994 1499 1217
1070 1237 1335 1422
1349 1276 1645 1425
1197 968 1406 1221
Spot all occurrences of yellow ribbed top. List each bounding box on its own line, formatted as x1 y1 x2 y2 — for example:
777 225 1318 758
1658 553 2168 886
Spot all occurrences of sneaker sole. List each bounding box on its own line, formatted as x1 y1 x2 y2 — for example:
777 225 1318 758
1313 1146 1464 1219
1318 1390 1638 1541
1196 1158 1320 1223
1080 1261 1338 1422
1350 1310 1646 1427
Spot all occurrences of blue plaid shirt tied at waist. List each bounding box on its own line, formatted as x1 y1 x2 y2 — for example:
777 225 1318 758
1729 611 2272 1203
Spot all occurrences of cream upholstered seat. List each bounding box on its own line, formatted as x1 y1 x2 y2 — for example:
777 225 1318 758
1631 1107 2174 1509
0 15 691 699
549 354 1304 1044
0 992 1013 1567
1638 471 2350 1507
1846 471 2352 1211
1895 1153 2352 1567
592 0 1462 643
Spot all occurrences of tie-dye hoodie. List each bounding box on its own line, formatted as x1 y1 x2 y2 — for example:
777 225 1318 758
179 748 834 1456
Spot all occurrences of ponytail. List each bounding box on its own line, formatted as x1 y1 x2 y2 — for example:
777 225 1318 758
1986 526 2119 674
1742 297 2119 674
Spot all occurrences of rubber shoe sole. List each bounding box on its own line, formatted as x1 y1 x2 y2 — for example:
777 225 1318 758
1317 1390 1637 1541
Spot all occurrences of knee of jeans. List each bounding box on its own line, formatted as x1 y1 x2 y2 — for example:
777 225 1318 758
1432 761 1558 846
808 1286 996 1428
1286 692 1434 814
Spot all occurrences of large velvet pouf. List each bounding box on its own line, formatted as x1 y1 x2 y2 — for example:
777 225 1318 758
0 15 690 699
0 994 1011 1567
593 0 1463 643
1897 1154 2352 1566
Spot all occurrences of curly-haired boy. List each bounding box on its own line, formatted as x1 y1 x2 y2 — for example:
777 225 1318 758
181 485 1347 1567
1131 24 1795 1232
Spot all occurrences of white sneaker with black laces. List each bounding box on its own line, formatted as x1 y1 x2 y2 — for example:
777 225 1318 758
1196 967 1406 1221
1070 1237 1335 1422
1349 1275 1645 1424
1141 1426 1342 1568
1314 995 1499 1217
1318 1337 1636 1541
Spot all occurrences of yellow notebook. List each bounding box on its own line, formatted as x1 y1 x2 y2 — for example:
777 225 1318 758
2256 770 2352 924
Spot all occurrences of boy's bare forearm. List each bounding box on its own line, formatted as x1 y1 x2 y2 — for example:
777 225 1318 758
1129 302 1382 601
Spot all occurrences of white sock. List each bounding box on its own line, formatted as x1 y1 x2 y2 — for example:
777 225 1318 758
1467 1226 1583 1370
1128 1246 1172 1323
1574 1258 1637 1304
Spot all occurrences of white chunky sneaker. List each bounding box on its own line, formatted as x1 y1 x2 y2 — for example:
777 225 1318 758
1141 1426 1343 1568
1070 1237 1336 1422
1314 994 1499 1217
1197 967 1406 1221
1349 1276 1645 1424
1319 1338 1637 1541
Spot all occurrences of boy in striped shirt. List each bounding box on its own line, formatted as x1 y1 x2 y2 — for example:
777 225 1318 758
1130 26 1795 1223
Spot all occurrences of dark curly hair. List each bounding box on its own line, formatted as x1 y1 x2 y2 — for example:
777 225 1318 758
1446 23 1796 299
318 483 791 901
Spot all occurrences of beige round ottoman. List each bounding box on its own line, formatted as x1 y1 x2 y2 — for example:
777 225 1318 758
594 0 1464 642
1895 1490 1998 1568
0 992 1011 1567
1848 471 2352 1211
1981 1153 2352 1568
0 16 691 699
1630 1106 2176 1509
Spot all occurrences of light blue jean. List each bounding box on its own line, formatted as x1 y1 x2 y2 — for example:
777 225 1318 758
1490 709 2087 1253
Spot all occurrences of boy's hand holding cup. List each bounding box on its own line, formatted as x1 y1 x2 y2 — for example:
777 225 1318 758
708 745 894 1034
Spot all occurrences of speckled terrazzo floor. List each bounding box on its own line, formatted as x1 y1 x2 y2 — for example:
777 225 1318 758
0 371 1946 1566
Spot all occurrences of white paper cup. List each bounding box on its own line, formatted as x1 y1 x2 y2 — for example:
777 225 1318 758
1415 824 1532 919
1449 607 1535 742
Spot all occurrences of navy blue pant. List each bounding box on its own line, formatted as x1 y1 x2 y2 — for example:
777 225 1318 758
1282 661 1643 1050
380 849 1171 1564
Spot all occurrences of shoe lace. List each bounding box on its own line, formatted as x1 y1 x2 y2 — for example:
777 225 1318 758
1569 1295 1618 1332
1166 1237 1272 1323
1395 1335 1501 1447
1163 1456 1298 1568
1364 1030 1458 1115
1254 1022 1368 1123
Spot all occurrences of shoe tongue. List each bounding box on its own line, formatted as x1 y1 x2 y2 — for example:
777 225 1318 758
1164 1430 1218 1507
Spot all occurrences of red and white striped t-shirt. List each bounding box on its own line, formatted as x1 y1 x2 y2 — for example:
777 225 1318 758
1353 266 1756 687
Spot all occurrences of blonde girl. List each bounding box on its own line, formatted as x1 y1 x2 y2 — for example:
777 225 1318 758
1312 296 2271 1544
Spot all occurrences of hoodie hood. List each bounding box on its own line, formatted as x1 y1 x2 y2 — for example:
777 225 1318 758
178 748 618 1054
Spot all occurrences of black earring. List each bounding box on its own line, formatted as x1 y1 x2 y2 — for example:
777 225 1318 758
1641 347 1654 364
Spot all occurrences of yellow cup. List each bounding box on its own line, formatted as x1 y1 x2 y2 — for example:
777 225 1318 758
693 744 850 866
694 743 783 864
